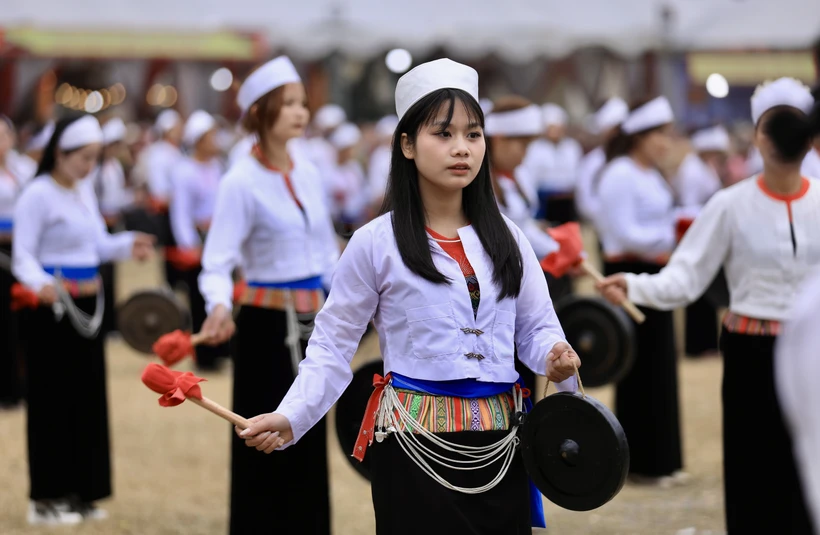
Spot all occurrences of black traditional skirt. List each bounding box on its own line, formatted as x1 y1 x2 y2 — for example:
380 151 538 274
229 305 331 535
604 259 683 477
684 294 719 356
0 241 23 406
720 328 813 534
25 294 111 502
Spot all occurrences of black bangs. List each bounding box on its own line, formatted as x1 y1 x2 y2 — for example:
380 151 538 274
416 88 485 132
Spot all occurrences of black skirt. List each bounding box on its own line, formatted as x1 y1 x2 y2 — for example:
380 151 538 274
25 295 111 502
229 306 331 535
544 195 578 225
684 294 718 356
0 241 23 406
99 261 117 337
370 430 532 535
604 260 683 477
720 328 813 534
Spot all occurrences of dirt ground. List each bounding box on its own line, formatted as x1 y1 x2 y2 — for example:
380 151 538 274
0 250 728 535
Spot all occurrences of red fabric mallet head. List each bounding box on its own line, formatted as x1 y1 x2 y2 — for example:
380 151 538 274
152 330 195 367
164 247 201 272
10 283 40 311
232 280 247 304
676 218 694 243
141 363 205 407
540 222 585 278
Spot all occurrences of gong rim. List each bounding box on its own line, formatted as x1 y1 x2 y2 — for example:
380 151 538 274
555 295 636 387
521 392 630 511
117 289 190 354
335 359 382 482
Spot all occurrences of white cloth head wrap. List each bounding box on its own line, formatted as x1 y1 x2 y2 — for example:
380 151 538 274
237 56 301 114
58 115 103 151
691 125 731 153
183 110 216 147
750 77 814 125
595 97 629 134
329 122 361 150
395 59 479 120
542 104 568 128
485 105 543 137
27 121 55 152
375 115 399 138
313 104 347 132
621 96 674 135
155 109 181 133
102 118 127 145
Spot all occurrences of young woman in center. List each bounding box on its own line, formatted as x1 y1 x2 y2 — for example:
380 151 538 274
238 58 580 535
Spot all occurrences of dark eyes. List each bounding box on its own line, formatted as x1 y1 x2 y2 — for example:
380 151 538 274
436 131 482 139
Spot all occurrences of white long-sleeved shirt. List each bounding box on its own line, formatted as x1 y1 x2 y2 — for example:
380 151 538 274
228 135 256 169
275 213 576 447
170 157 222 249
96 159 134 218
672 153 722 209
575 146 606 222
144 140 182 201
12 176 136 291
522 137 583 193
625 176 820 321
497 172 559 259
596 156 676 258
775 267 820 534
7 152 37 185
199 152 340 313
0 168 23 223
367 144 391 204
329 159 368 222
802 148 820 179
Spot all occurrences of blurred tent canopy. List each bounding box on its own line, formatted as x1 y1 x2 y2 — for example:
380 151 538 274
1 0 819 61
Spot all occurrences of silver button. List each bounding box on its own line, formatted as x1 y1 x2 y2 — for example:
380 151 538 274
464 352 485 361
461 327 485 336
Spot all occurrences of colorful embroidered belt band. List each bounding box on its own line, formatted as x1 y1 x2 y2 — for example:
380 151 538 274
723 311 781 337
43 266 100 297
238 277 325 313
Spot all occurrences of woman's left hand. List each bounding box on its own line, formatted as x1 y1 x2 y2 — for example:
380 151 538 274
546 342 581 382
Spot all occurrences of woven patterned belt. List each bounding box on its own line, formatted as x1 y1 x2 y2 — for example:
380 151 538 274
393 389 515 433
237 285 325 314
723 311 781 337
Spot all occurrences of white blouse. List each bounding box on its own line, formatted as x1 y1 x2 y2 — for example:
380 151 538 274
0 168 23 222
574 146 606 223
802 148 820 179
275 213 576 447
367 144 391 204
775 268 820 532
170 157 222 249
12 176 135 291
522 137 583 193
596 156 677 259
672 153 722 209
145 140 182 201
625 177 820 321
497 172 558 259
199 152 340 313
96 159 134 218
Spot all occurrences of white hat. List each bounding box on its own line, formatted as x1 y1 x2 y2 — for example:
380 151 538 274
375 115 399 138
485 105 543 137
479 98 494 115
183 110 216 147
237 56 301 114
26 121 55 152
313 104 347 131
621 96 674 135
59 115 103 151
155 109 181 134
691 125 731 153
595 97 629 134
102 118 126 145
542 104 568 128
329 122 361 150
751 77 814 125
395 58 479 120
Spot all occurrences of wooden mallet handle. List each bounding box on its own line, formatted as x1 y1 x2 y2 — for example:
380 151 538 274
581 260 646 324
188 396 252 429
190 332 209 346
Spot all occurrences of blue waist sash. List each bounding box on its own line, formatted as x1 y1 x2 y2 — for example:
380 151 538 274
247 275 323 290
0 219 13 232
390 372 545 528
44 265 99 281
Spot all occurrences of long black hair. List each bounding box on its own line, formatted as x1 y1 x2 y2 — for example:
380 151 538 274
35 116 87 177
379 88 524 300
760 105 817 164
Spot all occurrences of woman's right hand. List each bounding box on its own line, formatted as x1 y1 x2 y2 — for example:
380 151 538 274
236 413 294 454
38 284 58 305
595 273 629 306
201 303 236 345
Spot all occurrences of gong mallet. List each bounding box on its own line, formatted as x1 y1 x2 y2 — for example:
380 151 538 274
580 260 646 324
152 330 210 367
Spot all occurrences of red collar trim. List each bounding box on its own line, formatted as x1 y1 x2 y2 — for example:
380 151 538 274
756 175 810 202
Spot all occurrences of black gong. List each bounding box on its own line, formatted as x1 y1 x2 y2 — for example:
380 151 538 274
521 392 629 511
554 295 635 387
118 289 190 354
335 359 383 482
